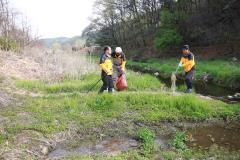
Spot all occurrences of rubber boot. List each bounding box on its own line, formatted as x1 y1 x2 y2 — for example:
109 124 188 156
108 88 115 93
185 89 193 93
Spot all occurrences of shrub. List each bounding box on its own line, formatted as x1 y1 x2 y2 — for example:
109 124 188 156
138 128 156 156
161 10 189 27
154 27 183 51
154 9 187 51
169 132 188 151
0 37 19 51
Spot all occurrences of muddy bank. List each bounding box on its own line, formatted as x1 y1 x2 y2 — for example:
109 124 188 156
186 122 240 151
48 137 138 159
45 119 240 159
2 115 239 159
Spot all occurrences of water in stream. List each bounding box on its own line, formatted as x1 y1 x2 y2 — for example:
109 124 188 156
131 66 240 99
48 137 138 159
47 121 240 159
186 122 240 151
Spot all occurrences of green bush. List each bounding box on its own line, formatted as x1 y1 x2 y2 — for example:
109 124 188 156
138 128 155 156
161 10 189 27
0 132 8 145
154 9 187 51
0 37 19 51
154 27 183 51
169 132 188 151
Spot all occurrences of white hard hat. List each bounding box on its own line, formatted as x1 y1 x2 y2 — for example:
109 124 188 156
115 47 122 53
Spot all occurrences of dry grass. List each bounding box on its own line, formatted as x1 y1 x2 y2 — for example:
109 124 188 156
0 48 98 82
0 50 44 80
0 91 10 107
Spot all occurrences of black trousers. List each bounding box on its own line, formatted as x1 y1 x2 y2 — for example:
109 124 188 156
185 68 195 90
99 72 114 93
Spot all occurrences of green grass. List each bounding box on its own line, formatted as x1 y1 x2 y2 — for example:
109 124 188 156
15 71 163 94
15 73 101 93
10 71 240 135
0 134 7 144
3 92 238 135
138 128 156 156
1 70 240 159
128 58 240 81
169 132 188 151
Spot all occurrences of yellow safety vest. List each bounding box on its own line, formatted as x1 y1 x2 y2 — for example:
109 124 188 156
180 52 195 72
99 54 113 75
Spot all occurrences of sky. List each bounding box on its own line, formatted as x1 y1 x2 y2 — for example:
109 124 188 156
11 0 95 38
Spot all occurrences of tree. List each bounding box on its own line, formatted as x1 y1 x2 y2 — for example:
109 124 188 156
0 0 35 51
83 0 240 55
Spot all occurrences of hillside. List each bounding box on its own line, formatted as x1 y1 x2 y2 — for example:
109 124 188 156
40 36 86 48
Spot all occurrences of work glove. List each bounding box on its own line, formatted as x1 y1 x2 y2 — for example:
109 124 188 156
178 62 183 67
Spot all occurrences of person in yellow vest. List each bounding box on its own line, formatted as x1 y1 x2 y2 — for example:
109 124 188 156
179 45 196 93
99 46 114 93
111 47 126 84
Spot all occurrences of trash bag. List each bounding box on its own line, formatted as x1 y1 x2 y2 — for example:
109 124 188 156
116 74 128 91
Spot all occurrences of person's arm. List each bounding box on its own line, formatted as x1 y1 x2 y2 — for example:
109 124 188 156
121 61 126 70
179 57 184 67
121 53 126 70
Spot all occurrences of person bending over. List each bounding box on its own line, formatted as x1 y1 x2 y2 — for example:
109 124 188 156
178 45 196 93
111 47 126 84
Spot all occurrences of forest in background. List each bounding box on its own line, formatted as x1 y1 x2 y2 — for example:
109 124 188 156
82 0 240 58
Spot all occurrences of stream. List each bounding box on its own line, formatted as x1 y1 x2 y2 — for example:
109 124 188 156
186 122 240 151
129 65 240 103
47 121 240 159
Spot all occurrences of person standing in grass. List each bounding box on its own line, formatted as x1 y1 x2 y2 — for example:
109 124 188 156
178 45 196 93
111 47 127 84
99 46 114 93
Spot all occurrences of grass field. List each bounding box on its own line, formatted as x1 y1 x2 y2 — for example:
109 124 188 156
1 69 240 159
15 71 163 93
5 92 239 135
13 71 240 135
